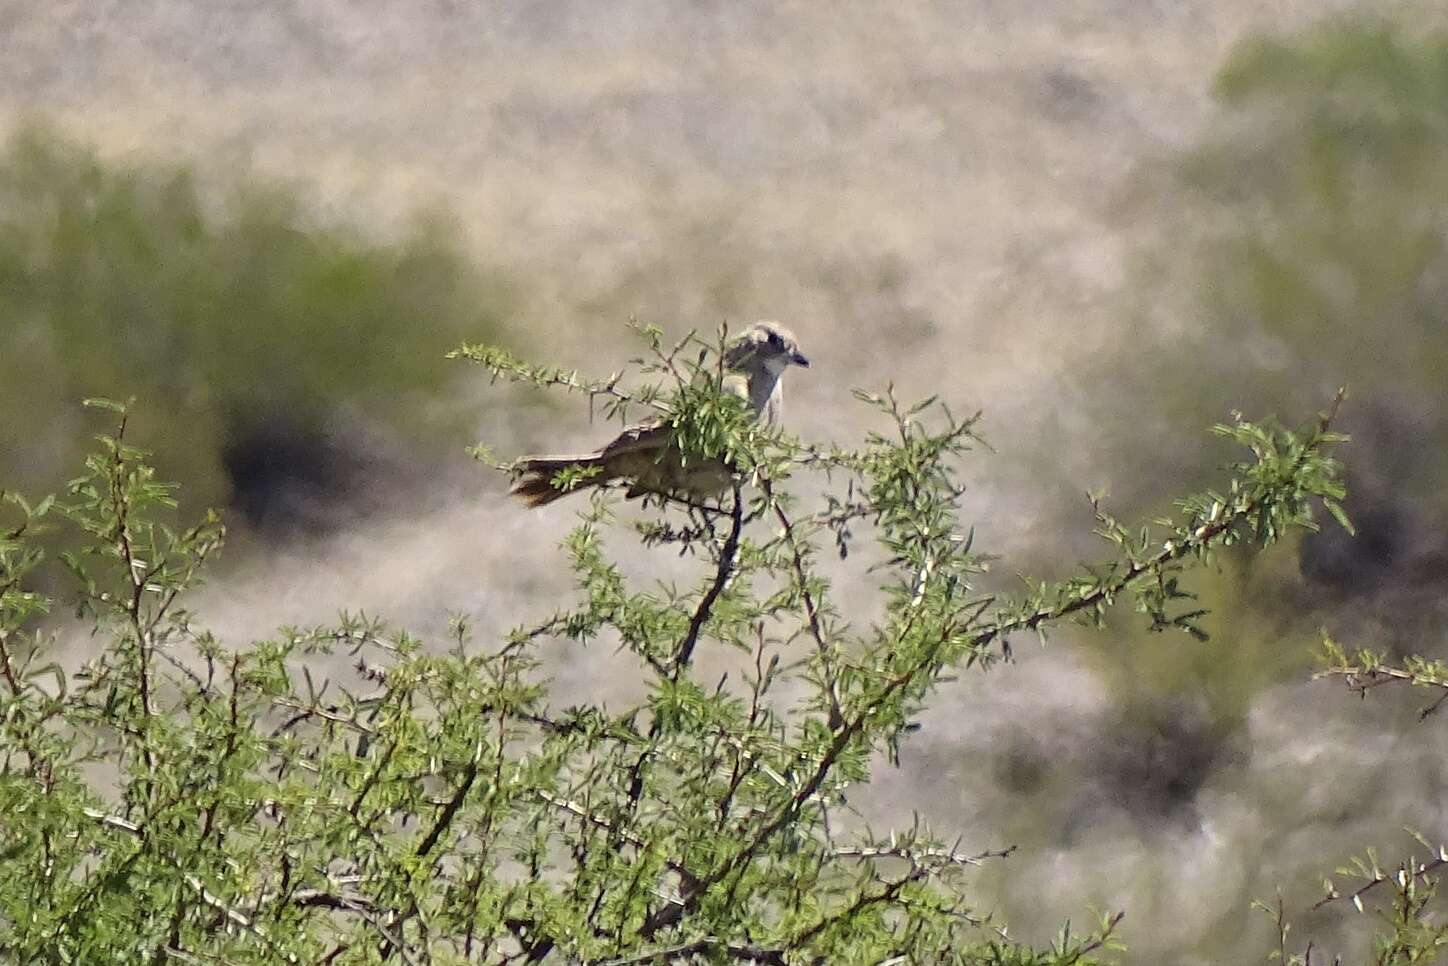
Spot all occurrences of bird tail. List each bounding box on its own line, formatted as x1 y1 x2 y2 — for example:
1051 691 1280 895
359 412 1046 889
509 454 608 507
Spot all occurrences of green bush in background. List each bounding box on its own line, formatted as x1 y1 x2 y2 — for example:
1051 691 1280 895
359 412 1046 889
1202 22 1448 400
950 33 1448 954
1062 22 1448 717
1109 22 1448 494
0 125 511 533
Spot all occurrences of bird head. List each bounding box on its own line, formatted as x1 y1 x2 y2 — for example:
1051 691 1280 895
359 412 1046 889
723 321 810 376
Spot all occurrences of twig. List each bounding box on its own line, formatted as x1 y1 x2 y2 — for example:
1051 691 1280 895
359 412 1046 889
831 842 1017 868
1062 911 1125 965
673 483 744 676
760 478 844 730
81 807 301 964
1311 849 1448 912
1315 663 1448 720
591 937 787 965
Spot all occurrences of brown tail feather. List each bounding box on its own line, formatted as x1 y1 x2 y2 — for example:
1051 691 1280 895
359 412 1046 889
509 455 608 507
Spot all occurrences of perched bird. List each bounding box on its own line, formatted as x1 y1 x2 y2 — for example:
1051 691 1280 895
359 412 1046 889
510 321 810 507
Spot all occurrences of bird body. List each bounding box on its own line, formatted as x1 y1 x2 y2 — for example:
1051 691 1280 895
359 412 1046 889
510 322 809 507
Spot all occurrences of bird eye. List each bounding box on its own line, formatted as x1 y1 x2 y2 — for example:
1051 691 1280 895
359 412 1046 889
767 331 782 347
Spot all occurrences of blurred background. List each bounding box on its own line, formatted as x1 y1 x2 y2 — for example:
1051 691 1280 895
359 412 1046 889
4 2 1448 960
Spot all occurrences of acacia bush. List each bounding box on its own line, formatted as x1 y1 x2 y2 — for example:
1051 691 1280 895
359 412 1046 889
0 329 1377 963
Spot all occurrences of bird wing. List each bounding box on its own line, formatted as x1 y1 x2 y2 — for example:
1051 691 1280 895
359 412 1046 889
511 419 668 467
597 419 673 460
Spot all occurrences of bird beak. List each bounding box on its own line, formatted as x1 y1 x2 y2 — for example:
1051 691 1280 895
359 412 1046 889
791 351 810 368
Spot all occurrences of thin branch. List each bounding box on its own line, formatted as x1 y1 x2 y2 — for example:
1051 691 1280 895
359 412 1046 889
1061 911 1126 965
640 642 937 936
348 898 422 966
0 624 22 695
978 390 1345 656
591 937 788 965
760 477 844 730
1311 850 1448 912
535 790 700 889
1315 662 1448 720
415 754 481 859
787 866 926 948
82 807 301 964
672 483 744 677
831 842 1017 868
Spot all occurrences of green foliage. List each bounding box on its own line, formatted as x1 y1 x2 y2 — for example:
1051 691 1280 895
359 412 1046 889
1190 23 1448 398
0 125 511 516
1245 633 1448 963
1108 20 1448 490
1054 18 1448 739
1257 803 1448 965
0 327 1355 962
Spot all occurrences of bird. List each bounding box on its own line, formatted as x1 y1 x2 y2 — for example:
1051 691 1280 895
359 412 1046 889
509 321 810 507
